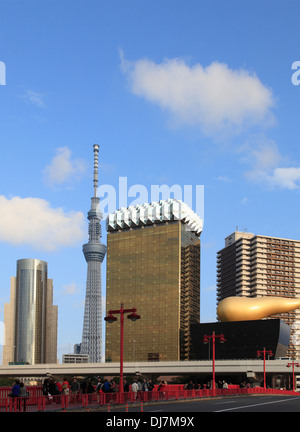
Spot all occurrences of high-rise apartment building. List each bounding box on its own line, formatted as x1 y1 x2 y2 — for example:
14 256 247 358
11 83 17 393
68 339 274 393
80 145 106 362
3 259 57 365
217 231 300 359
105 199 203 362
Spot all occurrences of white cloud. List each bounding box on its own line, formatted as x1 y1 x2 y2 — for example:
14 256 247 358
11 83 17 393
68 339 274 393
243 138 300 190
62 282 80 295
240 197 249 205
267 167 300 190
121 53 300 191
0 196 85 251
121 53 275 135
243 138 281 181
22 89 46 107
217 175 232 183
43 147 87 187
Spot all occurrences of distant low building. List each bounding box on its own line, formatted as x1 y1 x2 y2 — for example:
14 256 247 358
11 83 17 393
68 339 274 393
62 353 89 364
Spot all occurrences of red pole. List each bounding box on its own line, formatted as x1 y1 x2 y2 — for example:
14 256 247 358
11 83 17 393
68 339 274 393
203 332 225 394
263 348 266 391
119 304 124 394
212 331 216 392
287 362 300 392
105 303 140 396
257 348 273 391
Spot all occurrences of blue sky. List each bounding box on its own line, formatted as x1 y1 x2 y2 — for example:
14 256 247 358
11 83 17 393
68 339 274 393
1 0 300 362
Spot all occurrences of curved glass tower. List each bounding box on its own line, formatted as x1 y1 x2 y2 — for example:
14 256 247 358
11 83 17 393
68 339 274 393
3 258 57 365
80 144 106 363
16 259 48 364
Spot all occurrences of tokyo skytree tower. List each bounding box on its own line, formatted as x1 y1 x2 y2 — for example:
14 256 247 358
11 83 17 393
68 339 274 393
80 144 106 362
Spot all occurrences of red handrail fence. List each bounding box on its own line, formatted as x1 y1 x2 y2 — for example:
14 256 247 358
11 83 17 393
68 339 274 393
0 384 299 412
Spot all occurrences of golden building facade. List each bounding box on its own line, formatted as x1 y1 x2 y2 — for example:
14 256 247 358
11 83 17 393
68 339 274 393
105 200 202 362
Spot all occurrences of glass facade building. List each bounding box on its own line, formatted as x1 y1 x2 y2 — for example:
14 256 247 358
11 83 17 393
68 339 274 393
105 199 202 362
3 259 57 365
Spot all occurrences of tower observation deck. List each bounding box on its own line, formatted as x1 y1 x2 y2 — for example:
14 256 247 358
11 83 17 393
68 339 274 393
80 144 106 363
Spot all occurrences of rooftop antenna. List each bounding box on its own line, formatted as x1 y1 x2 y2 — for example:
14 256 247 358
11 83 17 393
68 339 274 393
93 144 99 198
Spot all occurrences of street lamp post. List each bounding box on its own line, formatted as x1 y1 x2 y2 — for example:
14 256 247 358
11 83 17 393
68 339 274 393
287 361 300 392
104 303 140 394
257 347 273 391
203 331 226 392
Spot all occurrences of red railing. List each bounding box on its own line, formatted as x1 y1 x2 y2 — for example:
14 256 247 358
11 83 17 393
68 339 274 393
0 385 43 400
0 385 299 412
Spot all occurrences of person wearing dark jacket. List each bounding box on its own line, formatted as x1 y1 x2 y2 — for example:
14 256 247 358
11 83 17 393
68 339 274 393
123 379 130 392
49 378 59 396
87 379 95 402
10 380 20 397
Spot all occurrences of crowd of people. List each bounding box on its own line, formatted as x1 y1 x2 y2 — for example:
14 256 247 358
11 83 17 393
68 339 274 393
7 376 159 401
42 377 96 397
8 376 241 403
40 376 157 397
183 379 232 389
9 377 238 397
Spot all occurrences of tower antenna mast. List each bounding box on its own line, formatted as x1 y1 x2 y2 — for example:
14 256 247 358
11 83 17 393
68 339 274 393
93 144 99 198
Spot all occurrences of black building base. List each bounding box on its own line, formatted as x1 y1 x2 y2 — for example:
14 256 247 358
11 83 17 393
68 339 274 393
190 319 291 360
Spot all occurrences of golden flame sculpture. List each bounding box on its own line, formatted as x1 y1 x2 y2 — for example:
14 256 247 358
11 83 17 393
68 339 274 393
217 296 300 322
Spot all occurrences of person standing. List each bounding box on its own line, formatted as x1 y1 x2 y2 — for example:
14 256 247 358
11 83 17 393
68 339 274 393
81 380 87 394
42 379 49 396
131 379 138 401
19 382 27 397
70 378 80 403
95 378 103 403
48 378 59 396
158 381 165 399
148 379 154 391
18 382 28 412
148 379 154 401
56 380 62 394
222 380 228 389
95 378 103 393
55 380 62 404
123 379 130 392
102 379 111 393
87 378 95 403
142 379 149 391
10 380 20 398
62 377 69 395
